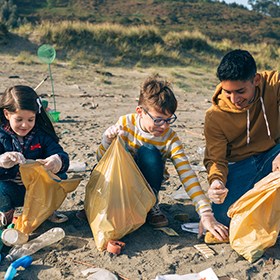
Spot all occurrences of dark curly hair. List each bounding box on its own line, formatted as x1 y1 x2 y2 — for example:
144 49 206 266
217 49 257 82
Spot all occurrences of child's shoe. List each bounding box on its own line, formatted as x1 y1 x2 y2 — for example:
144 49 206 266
0 209 14 228
147 204 168 228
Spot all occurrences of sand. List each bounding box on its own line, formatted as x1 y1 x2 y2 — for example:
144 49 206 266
0 53 280 280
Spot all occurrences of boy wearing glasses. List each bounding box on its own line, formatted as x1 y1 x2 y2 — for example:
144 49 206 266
97 75 228 241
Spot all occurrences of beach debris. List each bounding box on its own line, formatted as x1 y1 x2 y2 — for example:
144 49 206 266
106 240 125 255
34 76 48 91
4 255 33 280
80 97 98 109
91 97 98 109
58 130 68 138
181 222 206 235
185 129 204 137
265 257 274 271
194 244 215 258
66 258 131 280
163 185 191 200
174 213 189 222
151 267 219 280
8 76 20 79
6 228 65 261
204 231 229 244
190 165 206 172
68 160 86 172
81 268 118 280
154 227 179 236
196 146 205 154
1 228 29 246
94 69 113 76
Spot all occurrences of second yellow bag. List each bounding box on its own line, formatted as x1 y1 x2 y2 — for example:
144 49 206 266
15 160 82 234
84 136 156 251
227 171 280 263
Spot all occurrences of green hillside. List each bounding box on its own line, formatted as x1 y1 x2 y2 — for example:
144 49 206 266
12 0 280 45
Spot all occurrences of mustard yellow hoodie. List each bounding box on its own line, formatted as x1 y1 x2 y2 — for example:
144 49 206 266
204 71 280 185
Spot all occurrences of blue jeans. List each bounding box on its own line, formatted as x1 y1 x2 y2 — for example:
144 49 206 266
0 173 67 212
0 181 26 212
212 143 280 227
134 145 164 197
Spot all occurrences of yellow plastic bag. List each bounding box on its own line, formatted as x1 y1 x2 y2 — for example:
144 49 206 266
15 160 82 234
227 171 280 263
84 135 156 251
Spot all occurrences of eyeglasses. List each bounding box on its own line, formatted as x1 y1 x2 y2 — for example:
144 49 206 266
141 107 177 126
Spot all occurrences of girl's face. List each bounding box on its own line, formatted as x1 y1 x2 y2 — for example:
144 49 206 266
4 109 36 137
136 106 172 137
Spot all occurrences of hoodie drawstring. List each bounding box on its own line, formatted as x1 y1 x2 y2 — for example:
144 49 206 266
260 96 271 139
247 110 250 147
247 96 271 146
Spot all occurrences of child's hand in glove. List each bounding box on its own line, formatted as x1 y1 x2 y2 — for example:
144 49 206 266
0 152 26 168
103 124 124 144
37 154 62 174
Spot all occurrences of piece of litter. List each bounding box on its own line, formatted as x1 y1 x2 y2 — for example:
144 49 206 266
154 227 179 236
181 222 206 235
174 213 189 222
81 268 117 280
68 160 86 172
190 164 206 171
151 267 219 280
194 244 215 258
163 186 190 200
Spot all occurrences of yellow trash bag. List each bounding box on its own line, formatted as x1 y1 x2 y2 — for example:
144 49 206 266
15 160 82 234
84 135 156 251
227 171 280 263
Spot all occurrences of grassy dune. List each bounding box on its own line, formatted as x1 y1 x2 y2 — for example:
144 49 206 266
11 21 280 72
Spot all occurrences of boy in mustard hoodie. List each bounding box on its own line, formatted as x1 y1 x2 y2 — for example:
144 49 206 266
204 49 280 227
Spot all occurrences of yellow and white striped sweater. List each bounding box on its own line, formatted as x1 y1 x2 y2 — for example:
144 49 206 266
97 113 211 216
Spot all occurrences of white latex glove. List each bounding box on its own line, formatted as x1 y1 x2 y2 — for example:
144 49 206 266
208 179 228 204
0 152 26 168
103 124 124 144
272 153 280 172
37 154 62 174
198 212 228 241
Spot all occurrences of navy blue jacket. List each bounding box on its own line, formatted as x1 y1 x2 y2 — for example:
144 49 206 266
0 125 69 180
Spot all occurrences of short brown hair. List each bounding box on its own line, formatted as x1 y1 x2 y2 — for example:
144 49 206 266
138 75 177 114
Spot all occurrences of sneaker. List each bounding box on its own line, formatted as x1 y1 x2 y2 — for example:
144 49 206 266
147 204 168 228
0 209 14 228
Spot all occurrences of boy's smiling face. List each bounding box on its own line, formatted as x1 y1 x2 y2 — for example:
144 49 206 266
136 106 172 137
221 73 261 109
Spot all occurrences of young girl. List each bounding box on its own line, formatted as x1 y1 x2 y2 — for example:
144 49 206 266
0 85 69 227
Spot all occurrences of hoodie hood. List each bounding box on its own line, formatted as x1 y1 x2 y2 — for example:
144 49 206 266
211 80 271 146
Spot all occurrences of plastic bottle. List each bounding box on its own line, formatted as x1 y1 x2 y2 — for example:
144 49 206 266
1 228 29 246
4 255 33 280
5 227 65 261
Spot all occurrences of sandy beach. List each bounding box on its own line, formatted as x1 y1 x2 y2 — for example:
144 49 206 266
0 52 279 280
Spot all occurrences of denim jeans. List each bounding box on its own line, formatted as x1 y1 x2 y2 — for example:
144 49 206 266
212 143 280 227
0 181 26 212
0 172 67 212
134 145 164 197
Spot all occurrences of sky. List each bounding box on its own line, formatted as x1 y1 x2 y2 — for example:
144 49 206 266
223 0 252 9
